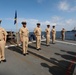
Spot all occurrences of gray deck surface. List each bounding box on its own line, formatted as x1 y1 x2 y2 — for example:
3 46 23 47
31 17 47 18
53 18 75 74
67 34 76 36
0 40 76 75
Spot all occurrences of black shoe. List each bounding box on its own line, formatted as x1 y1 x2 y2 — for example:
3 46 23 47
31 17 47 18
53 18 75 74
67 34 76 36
46 45 50 46
52 43 55 44
53 43 55 44
26 53 29 55
39 48 41 50
23 54 26 56
2 59 6 62
0 61 1 63
37 49 39 51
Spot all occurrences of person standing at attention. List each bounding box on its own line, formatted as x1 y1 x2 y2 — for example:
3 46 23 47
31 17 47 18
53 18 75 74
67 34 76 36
51 26 56 44
61 28 66 41
45 25 51 46
34 23 41 51
19 21 29 56
0 22 7 63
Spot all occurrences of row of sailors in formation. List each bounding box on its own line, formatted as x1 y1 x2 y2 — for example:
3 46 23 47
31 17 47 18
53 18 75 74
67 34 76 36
19 21 65 55
0 21 65 63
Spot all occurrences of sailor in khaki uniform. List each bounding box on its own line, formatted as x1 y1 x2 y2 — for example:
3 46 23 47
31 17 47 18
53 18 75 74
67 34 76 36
61 28 66 41
34 23 41 50
45 25 51 46
19 21 29 56
51 26 56 44
0 27 7 63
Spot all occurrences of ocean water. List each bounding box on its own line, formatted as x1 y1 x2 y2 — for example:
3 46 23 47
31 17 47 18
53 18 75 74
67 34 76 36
29 31 76 40
13 31 76 41
56 31 76 40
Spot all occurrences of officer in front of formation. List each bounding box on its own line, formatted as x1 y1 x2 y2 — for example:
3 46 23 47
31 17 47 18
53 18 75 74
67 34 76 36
19 21 29 56
51 26 56 44
61 28 66 41
34 23 41 50
45 25 51 46
0 24 7 63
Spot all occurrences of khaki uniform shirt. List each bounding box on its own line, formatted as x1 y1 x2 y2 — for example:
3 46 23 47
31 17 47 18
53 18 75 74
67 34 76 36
51 28 56 35
45 28 50 35
0 27 7 40
34 27 41 37
61 29 65 35
19 27 29 37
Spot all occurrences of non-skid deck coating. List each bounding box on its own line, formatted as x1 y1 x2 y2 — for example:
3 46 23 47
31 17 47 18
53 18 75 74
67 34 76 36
0 40 76 75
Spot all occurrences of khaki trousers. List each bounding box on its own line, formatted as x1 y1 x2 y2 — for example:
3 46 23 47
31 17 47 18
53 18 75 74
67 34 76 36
52 34 56 43
0 40 5 61
62 34 65 41
22 37 28 54
36 36 41 49
46 35 50 45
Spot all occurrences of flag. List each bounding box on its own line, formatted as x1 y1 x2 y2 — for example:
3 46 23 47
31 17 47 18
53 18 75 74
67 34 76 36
14 11 17 24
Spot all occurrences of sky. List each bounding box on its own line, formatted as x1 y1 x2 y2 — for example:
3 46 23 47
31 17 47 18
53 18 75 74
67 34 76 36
0 0 76 31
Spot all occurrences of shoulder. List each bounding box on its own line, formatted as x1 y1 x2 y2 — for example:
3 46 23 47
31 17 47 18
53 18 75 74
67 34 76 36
0 27 4 30
26 27 28 29
45 28 47 30
20 27 23 30
26 28 29 30
1 28 6 31
34 27 37 30
51 29 53 31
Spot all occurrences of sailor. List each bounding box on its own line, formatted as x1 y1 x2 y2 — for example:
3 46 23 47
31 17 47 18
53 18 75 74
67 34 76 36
61 28 66 41
19 21 29 56
34 23 41 50
0 26 7 63
45 25 51 46
51 26 56 44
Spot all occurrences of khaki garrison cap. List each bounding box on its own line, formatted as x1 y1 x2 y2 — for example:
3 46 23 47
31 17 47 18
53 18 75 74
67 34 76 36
37 23 40 25
21 21 27 24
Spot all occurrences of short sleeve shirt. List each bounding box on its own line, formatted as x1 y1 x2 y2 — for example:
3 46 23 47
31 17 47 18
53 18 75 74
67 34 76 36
45 28 50 35
19 27 29 37
0 27 7 40
34 27 41 36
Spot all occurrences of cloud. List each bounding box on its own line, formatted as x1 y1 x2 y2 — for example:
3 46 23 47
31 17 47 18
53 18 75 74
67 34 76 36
51 16 63 22
58 1 69 11
58 1 76 12
70 6 76 11
4 16 76 31
41 21 50 25
4 16 73 26
4 17 76 26
26 19 39 25
65 19 76 25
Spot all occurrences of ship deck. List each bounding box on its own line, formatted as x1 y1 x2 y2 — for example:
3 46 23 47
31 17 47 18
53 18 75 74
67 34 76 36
0 39 76 75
